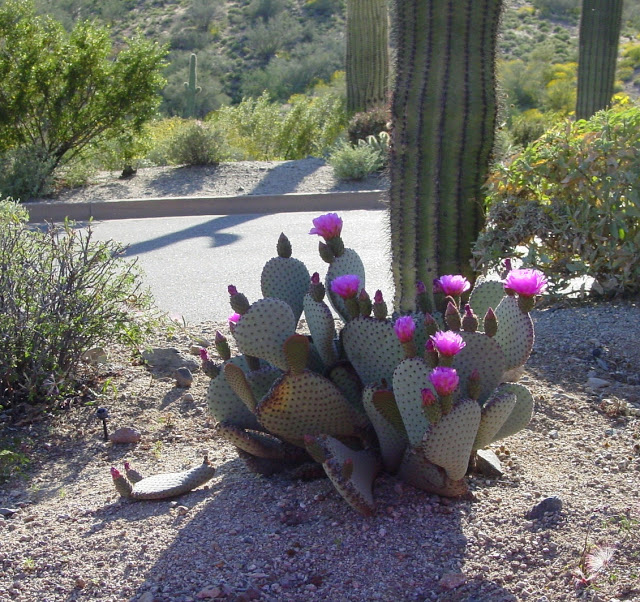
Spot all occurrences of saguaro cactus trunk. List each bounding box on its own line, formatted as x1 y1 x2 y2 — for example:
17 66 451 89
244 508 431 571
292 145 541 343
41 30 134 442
576 0 623 120
346 0 389 114
184 53 202 118
388 0 503 313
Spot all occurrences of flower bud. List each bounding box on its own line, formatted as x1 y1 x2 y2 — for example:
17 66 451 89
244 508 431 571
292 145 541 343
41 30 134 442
421 387 442 424
423 312 439 337
358 289 372 317
277 232 292 258
483 308 498 337
228 286 250 315
444 301 461 331
467 369 481 400
373 290 387 321
309 272 326 302
462 304 479 332
214 331 231 361
424 339 439 368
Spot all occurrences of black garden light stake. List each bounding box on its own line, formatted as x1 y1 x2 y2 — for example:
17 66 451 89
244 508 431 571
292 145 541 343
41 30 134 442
96 407 109 441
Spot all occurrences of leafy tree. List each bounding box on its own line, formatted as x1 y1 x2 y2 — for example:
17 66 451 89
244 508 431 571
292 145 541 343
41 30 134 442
0 0 166 195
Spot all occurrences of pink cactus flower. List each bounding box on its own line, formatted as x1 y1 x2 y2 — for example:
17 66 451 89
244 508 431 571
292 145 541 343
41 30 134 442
110 467 122 479
434 275 471 297
416 280 427 294
228 312 241 329
227 284 238 296
374 290 384 304
429 366 460 397
330 274 360 299
503 269 548 297
421 388 437 406
394 316 416 343
199 348 210 361
311 272 320 284
309 213 343 239
425 338 436 352
430 331 466 357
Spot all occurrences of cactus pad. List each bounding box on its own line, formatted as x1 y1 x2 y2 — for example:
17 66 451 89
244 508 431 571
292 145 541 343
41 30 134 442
223 362 257 411
342 316 405 386
261 255 310 323
233 297 297 371
473 390 517 450
325 248 366 321
493 295 535 370
468 278 505 328
398 448 470 497
492 383 535 441
304 434 380 516
121 456 216 501
303 294 339 367
217 422 303 461
327 361 364 412
392 357 432 446
362 386 407 472
419 397 481 480
453 332 507 403
255 370 366 447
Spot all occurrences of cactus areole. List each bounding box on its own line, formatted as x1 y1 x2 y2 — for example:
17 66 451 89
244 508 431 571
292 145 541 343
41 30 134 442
388 0 503 313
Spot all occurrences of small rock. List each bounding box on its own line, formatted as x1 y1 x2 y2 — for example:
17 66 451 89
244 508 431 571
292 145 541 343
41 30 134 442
138 592 155 602
189 345 204 356
0 508 19 518
473 449 503 478
81 347 108 365
109 427 142 444
75 578 86 589
176 505 189 516
196 587 221 599
525 496 563 520
548 430 559 440
587 377 611 389
173 367 193 388
142 348 198 373
438 571 467 590
182 393 195 403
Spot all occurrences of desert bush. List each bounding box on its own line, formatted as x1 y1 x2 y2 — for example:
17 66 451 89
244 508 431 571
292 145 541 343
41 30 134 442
475 106 640 297
0 146 56 201
211 92 346 160
167 120 229 166
0 200 154 409
328 140 384 180
347 105 391 145
531 0 579 19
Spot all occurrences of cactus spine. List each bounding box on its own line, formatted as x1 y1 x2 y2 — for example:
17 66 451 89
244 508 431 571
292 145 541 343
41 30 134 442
346 0 389 114
576 0 623 120
388 0 502 313
184 53 202 118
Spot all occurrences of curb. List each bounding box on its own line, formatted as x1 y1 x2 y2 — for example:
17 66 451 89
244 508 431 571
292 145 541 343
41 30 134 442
26 190 388 223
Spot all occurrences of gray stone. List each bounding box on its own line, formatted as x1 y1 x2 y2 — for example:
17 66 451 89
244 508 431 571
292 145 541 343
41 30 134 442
0 508 19 518
586 377 611 389
141 348 198 373
173 367 194 388
473 449 503 478
525 496 563 520
81 347 108 365
109 427 142 444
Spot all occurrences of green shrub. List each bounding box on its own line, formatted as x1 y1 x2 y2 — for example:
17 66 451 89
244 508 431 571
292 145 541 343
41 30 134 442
0 146 55 201
347 105 391 145
475 106 640 297
211 92 346 160
328 140 384 180
0 200 154 409
167 120 228 166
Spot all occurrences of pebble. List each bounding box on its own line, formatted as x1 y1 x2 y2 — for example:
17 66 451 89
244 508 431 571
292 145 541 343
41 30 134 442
548 430 559 440
525 496 563 520
176 505 190 516
182 393 195 402
109 427 142 444
196 587 221 599
586 377 611 389
173 367 194 388
0 508 19 517
474 449 503 478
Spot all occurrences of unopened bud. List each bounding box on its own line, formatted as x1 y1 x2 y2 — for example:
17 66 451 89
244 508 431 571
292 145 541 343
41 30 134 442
424 312 438 337
484 308 498 337
358 289 372 317
372 290 387 320
462 304 479 332
214 331 231 361
467 369 481 400
277 232 292 258
445 301 461 331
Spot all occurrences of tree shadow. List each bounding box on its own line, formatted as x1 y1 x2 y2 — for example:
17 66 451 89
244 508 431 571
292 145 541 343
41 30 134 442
122 213 260 256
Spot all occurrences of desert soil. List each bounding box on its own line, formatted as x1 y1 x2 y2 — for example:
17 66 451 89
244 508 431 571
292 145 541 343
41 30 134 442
2 161 640 602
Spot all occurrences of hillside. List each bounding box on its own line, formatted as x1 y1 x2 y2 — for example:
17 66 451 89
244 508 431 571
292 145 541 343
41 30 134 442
29 0 640 118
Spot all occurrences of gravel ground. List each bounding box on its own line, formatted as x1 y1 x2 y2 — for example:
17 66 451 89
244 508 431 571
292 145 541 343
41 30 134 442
3 162 640 602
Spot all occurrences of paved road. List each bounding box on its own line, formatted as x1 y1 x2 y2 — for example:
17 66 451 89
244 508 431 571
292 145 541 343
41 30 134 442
90 209 393 324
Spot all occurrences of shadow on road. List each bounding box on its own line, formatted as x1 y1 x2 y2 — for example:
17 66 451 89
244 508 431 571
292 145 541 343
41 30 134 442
122 214 261 256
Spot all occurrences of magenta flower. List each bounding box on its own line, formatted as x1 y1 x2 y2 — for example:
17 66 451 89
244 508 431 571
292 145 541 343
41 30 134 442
228 284 238 296
311 272 320 284
309 213 343 240
394 316 416 343
228 312 241 328
110 467 122 479
421 388 437 406
199 348 210 361
416 280 426 294
330 274 360 299
434 275 471 297
504 269 548 297
374 290 384 304
430 331 466 357
429 366 460 396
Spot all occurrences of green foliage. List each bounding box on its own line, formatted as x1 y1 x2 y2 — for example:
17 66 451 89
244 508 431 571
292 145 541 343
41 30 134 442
328 140 384 180
0 200 154 408
0 447 30 483
0 0 167 196
0 146 56 201
167 120 228 166
476 106 640 296
531 0 579 19
347 105 391 145
210 92 347 160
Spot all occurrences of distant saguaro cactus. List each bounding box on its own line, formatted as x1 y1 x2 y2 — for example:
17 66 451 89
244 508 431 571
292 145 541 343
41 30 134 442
388 0 503 313
576 0 623 120
184 53 202 118
346 0 389 114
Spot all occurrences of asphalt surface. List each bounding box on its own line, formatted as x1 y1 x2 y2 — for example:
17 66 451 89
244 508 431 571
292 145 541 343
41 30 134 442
89 209 392 324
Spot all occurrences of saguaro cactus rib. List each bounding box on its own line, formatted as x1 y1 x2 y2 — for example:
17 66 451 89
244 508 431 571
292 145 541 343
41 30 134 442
389 0 503 312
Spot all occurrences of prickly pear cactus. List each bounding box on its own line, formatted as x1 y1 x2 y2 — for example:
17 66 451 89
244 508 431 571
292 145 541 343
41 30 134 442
204 213 546 515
